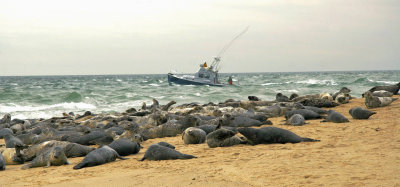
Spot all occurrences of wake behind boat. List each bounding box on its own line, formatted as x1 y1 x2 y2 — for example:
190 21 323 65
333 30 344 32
168 57 231 87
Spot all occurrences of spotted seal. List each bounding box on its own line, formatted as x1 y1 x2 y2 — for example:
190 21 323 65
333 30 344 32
21 146 69 169
1 147 24 165
238 126 319 145
182 127 206 144
285 109 322 120
283 114 308 126
276 93 289 102
364 91 398 108
205 125 246 148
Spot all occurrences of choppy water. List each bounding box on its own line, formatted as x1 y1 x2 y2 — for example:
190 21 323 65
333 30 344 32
0 71 399 119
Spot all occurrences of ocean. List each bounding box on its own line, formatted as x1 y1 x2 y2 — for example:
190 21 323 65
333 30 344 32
0 71 399 120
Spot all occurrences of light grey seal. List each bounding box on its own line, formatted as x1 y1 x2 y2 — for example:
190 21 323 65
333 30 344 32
73 145 127 170
364 91 398 108
0 147 24 165
139 143 196 161
284 114 308 126
349 107 376 119
321 110 349 123
0 114 11 124
182 127 206 144
238 127 319 145
21 146 69 169
372 90 394 97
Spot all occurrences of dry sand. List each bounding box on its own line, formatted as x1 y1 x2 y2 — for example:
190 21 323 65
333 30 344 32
0 96 399 187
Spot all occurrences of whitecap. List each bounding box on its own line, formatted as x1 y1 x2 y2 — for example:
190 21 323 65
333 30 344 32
375 80 397 85
0 102 96 113
116 79 122 82
195 93 201 96
149 83 160 87
296 79 337 85
261 83 281 86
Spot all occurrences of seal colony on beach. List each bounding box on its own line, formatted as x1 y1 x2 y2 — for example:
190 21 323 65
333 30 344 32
0 82 398 186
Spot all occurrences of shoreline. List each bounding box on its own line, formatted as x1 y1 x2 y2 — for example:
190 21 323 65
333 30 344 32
0 95 399 186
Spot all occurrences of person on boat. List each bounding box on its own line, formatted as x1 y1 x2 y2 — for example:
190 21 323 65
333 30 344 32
228 76 233 85
203 62 207 67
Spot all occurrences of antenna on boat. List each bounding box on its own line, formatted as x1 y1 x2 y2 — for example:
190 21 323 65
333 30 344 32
211 26 250 71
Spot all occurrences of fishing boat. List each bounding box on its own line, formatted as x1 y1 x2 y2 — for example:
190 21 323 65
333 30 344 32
168 57 229 87
167 26 249 87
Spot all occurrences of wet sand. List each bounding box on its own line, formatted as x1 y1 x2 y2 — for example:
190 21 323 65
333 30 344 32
1 96 399 186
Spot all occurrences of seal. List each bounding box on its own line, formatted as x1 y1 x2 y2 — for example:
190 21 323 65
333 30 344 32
321 110 349 123
73 145 127 170
0 153 5 171
0 113 11 124
3 134 27 149
0 147 24 165
21 146 69 169
182 127 206 144
276 93 289 102
108 138 141 156
372 90 394 97
238 127 320 145
283 114 308 126
364 91 398 108
319 92 333 101
205 125 246 148
335 93 350 104
248 96 260 101
349 107 376 119
332 87 351 100
284 109 322 120
289 93 299 101
64 143 96 158
303 106 328 115
157 142 175 149
367 82 400 95
139 144 196 161
0 128 13 139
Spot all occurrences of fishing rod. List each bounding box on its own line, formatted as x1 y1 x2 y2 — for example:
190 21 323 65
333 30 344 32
211 26 250 71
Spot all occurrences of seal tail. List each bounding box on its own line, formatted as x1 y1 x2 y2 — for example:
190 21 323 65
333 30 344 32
73 162 87 170
21 164 31 170
117 155 128 160
139 157 146 161
301 137 320 142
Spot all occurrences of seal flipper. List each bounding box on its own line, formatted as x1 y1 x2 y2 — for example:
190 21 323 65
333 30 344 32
301 137 320 142
180 154 197 159
138 157 146 161
21 163 31 170
73 161 87 170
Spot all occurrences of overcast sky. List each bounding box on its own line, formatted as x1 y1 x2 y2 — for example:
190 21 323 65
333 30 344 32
0 0 399 76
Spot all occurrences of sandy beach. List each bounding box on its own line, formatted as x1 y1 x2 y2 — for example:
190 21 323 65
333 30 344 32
0 96 399 187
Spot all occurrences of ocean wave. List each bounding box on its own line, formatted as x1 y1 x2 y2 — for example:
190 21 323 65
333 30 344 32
261 83 282 86
352 77 368 84
149 83 160 87
295 79 337 86
64 92 83 102
0 102 96 113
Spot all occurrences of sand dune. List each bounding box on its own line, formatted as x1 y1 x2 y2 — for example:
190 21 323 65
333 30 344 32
1 96 399 186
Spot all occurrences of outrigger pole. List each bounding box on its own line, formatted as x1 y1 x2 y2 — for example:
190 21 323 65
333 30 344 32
211 26 250 71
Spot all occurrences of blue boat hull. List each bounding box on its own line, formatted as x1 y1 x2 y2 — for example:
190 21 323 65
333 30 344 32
167 73 225 87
